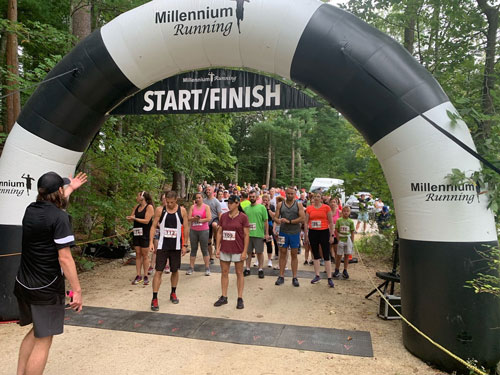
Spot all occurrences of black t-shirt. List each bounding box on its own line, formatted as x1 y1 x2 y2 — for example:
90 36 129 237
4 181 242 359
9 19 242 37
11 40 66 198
14 201 75 304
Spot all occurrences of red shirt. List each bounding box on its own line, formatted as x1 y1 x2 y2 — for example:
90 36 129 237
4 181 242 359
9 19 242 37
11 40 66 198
306 204 331 230
219 212 249 254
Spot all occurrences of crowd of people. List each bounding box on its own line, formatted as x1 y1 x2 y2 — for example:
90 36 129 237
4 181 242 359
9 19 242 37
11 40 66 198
128 182 391 312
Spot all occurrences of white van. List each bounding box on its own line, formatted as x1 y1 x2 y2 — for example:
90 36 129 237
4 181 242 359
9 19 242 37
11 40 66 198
309 178 345 204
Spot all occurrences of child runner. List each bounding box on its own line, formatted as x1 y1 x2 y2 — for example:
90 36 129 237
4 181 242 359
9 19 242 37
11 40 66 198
334 206 355 279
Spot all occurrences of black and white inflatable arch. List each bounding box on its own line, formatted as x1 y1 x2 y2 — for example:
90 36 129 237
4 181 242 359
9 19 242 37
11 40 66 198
0 0 498 371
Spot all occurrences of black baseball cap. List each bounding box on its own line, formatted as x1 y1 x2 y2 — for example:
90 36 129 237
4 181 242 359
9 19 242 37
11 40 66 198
37 172 70 194
227 194 240 203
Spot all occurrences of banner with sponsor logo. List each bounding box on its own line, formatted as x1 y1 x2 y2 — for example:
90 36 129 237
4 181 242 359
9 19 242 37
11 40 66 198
110 69 319 115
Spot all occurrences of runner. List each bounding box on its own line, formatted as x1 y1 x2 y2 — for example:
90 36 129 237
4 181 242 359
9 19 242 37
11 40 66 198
149 191 189 311
304 192 335 287
127 191 154 286
214 195 250 309
187 192 212 276
262 193 278 268
217 189 229 214
334 206 355 279
274 187 305 287
328 198 341 264
14 172 86 375
204 185 222 265
243 191 269 278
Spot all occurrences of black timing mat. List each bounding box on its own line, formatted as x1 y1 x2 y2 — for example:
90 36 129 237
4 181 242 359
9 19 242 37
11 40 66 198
65 306 373 357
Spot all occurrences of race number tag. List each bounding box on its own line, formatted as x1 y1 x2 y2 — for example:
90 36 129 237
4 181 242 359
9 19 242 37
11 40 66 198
223 230 236 241
164 228 178 238
340 225 350 234
311 220 322 229
133 228 143 236
249 223 257 231
192 222 202 227
278 236 285 246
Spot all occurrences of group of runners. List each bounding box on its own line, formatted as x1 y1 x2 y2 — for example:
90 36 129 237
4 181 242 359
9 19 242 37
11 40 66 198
128 183 365 311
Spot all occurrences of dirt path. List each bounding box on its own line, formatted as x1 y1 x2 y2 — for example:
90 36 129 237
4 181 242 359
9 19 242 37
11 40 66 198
1 241 445 375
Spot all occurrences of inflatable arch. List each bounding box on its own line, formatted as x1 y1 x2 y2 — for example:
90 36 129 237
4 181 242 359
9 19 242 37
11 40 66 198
0 0 498 371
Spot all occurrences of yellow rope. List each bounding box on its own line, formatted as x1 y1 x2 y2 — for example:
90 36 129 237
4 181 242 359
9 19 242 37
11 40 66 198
0 253 21 258
354 240 487 375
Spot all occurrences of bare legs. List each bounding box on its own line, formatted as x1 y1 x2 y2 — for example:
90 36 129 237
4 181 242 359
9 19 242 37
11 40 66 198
220 260 244 298
135 246 149 277
17 328 53 375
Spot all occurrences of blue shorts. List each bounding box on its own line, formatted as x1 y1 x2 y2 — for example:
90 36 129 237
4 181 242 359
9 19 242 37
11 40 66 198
358 211 369 222
277 232 300 250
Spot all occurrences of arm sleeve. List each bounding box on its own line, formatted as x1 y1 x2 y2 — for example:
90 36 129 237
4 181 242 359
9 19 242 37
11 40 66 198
54 212 75 250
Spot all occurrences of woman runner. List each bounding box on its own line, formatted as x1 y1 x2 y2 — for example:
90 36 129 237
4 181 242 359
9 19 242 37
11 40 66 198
127 191 154 285
214 195 250 309
187 192 212 275
304 192 335 287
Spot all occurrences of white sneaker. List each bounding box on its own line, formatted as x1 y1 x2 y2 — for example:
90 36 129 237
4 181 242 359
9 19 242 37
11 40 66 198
267 260 273 268
205 268 211 276
253 261 259 267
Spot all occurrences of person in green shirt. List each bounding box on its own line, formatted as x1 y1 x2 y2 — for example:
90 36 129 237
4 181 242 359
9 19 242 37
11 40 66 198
240 191 251 210
243 191 270 278
334 206 355 279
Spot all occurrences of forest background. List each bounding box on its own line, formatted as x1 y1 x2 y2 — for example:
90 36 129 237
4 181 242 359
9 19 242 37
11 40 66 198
0 0 498 247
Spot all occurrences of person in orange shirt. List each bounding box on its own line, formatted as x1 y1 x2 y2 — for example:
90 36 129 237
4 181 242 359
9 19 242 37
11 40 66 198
304 192 335 287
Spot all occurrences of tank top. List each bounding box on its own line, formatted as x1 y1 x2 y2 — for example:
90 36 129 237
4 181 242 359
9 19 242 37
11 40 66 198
133 204 152 240
306 204 331 230
279 200 301 235
158 205 184 250
191 204 209 231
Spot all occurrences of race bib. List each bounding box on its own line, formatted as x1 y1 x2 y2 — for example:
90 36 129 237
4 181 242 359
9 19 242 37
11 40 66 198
311 220 322 229
249 223 257 231
133 228 143 236
340 225 350 234
164 228 178 238
192 222 202 227
223 230 236 241
278 236 285 246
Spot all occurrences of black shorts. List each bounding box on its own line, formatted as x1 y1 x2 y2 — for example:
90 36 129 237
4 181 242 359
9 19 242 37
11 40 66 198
156 249 181 272
309 229 331 261
133 236 149 248
17 297 65 338
208 218 219 239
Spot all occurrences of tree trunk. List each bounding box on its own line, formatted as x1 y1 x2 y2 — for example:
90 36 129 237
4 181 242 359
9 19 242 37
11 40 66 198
172 171 185 195
476 0 498 137
290 130 295 186
266 136 272 187
403 1 420 55
234 162 239 186
271 147 276 187
72 1 91 41
5 0 21 134
297 129 302 189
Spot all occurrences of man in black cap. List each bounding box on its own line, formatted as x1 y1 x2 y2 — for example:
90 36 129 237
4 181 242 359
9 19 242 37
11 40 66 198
14 171 87 375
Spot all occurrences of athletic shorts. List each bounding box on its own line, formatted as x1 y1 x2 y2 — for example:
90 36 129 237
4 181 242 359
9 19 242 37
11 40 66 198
208 218 219 239
247 237 265 254
358 211 369 222
220 252 243 263
337 241 353 256
277 232 300 250
133 236 149 248
154 229 160 240
155 249 181 272
17 298 65 338
308 229 331 261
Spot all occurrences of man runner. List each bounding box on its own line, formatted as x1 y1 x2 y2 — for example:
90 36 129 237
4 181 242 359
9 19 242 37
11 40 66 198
204 185 222 264
274 187 305 287
243 190 269 278
149 191 189 311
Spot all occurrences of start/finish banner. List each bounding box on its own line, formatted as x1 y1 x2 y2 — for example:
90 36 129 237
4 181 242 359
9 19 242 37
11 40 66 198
110 68 320 115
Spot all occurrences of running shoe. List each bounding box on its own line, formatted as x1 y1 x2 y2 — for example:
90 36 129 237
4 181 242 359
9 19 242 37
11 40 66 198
342 269 350 279
267 259 273 268
205 268 211 276
143 276 149 285
311 275 321 284
275 276 284 285
243 269 251 277
164 265 170 274
210 258 215 265
303 260 308 265
320 259 325 266
333 269 340 279
253 261 258 267
151 298 159 311
147 267 154 276
170 293 179 304
186 268 193 275
258 269 265 279
214 296 228 307
309 260 314 265
292 278 300 287
236 297 244 309
328 278 335 288
132 275 143 285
